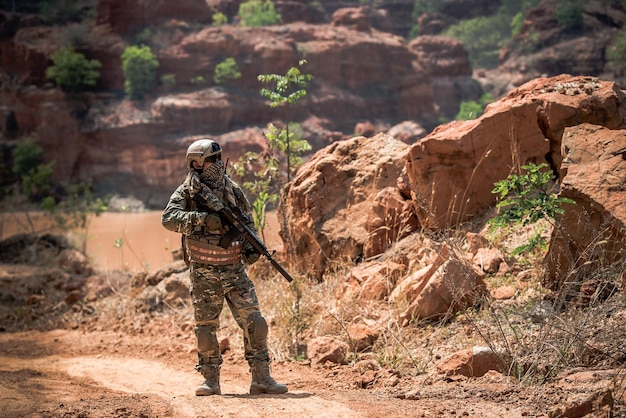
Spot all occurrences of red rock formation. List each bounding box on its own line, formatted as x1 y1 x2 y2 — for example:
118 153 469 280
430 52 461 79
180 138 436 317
405 75 626 229
278 133 409 280
543 123 626 289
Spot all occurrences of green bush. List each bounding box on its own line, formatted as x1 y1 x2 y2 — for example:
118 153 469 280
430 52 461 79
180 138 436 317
455 93 494 120
238 0 282 27
121 45 158 100
554 0 584 31
212 12 228 26
214 57 241 84
45 46 101 92
12 139 43 177
443 15 510 69
412 0 441 19
11 139 54 200
488 162 575 256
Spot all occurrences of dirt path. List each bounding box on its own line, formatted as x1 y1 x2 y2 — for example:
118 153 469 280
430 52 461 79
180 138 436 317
0 329 531 418
1 355 357 417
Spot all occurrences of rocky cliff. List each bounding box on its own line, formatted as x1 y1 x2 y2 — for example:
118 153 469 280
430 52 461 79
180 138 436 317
1 0 625 208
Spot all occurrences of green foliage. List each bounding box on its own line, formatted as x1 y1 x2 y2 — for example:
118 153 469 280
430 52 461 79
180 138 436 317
511 12 524 37
258 60 312 181
265 122 311 170
231 61 312 236
190 75 206 85
214 57 241 84
455 93 494 120
554 0 584 31
606 29 626 75
412 0 441 19
11 139 54 201
440 0 540 68
160 73 176 91
490 163 573 227
455 101 483 121
231 151 281 237
258 61 312 108
443 14 510 69
45 46 101 93
488 163 576 255
238 0 282 27
12 139 43 177
48 179 109 230
121 45 158 100
212 12 228 26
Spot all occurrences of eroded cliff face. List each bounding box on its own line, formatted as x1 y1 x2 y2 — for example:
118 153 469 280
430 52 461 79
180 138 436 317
0 5 458 205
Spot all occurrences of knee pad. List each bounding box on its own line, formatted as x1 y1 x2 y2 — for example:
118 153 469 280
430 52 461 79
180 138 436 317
196 327 219 353
247 312 268 341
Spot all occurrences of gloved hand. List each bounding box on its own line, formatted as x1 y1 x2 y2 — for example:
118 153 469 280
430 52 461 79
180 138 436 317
242 243 260 264
204 213 223 232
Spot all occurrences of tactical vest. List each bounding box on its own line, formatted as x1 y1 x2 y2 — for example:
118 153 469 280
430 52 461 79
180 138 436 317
182 178 242 266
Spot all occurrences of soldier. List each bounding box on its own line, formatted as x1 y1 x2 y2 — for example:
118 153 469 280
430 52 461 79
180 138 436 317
162 138 288 396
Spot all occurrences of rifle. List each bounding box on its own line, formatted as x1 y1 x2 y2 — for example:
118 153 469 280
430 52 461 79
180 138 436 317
189 173 294 282
220 206 294 283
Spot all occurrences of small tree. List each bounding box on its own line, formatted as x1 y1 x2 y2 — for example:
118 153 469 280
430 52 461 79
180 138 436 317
45 46 101 93
488 163 575 256
258 60 312 182
214 57 241 84
121 45 158 100
238 0 282 27
212 12 228 26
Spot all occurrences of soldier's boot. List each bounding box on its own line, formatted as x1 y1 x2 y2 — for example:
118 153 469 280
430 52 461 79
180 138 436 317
249 361 288 394
195 366 221 396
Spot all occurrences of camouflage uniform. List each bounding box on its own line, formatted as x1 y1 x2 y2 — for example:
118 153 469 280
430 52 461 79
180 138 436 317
162 174 269 375
163 139 286 396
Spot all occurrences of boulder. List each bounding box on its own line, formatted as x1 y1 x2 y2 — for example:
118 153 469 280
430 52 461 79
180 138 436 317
399 258 486 324
437 346 508 378
278 133 409 280
543 123 626 290
405 75 626 229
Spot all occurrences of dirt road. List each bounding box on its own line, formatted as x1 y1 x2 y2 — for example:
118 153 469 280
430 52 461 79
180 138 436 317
0 329 532 418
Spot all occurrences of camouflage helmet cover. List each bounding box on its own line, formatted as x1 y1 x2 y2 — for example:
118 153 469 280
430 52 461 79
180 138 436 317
185 139 222 169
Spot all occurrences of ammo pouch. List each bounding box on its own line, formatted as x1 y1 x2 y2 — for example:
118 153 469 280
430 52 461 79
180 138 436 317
185 237 242 266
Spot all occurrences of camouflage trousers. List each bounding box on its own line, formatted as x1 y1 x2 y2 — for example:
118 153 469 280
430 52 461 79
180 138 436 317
189 261 270 376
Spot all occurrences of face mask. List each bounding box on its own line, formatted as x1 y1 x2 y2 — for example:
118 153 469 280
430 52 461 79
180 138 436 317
199 160 225 188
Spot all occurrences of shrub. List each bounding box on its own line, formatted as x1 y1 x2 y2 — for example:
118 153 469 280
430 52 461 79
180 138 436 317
213 57 241 84
121 45 158 100
238 0 282 27
443 15 510 69
488 162 575 255
45 46 101 93
12 139 43 177
455 93 494 120
554 0 584 31
212 12 228 26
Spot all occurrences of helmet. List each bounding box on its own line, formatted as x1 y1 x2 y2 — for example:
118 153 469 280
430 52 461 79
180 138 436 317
185 139 222 169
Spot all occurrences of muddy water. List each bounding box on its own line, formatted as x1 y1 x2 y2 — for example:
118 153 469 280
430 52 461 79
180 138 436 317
0 211 282 273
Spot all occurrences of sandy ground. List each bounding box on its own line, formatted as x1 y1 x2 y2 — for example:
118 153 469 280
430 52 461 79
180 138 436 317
0 328 538 418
